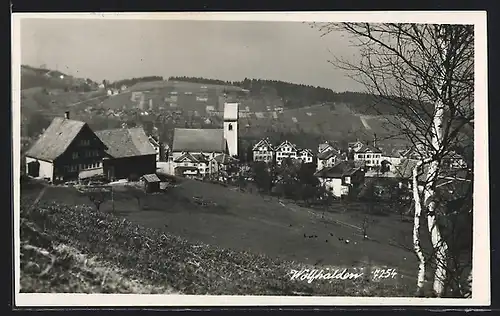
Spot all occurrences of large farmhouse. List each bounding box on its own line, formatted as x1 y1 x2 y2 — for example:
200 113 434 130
25 112 156 183
25 112 108 183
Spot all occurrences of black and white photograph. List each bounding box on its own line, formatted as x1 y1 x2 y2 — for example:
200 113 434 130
12 12 489 306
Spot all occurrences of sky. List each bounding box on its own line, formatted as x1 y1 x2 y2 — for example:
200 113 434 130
20 18 364 92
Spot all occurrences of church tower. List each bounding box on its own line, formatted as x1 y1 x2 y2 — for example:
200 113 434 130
223 102 239 157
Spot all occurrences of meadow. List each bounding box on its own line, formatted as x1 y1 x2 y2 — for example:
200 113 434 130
20 179 416 295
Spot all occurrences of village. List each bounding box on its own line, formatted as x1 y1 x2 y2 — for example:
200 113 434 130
23 100 469 205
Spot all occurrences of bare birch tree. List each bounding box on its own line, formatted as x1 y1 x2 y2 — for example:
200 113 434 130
312 22 474 297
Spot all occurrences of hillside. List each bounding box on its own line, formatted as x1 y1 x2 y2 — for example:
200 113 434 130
20 68 472 153
20 179 414 295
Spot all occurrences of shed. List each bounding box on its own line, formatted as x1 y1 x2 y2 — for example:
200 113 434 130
140 173 161 193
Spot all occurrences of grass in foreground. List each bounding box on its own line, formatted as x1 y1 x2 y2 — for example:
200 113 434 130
20 194 413 296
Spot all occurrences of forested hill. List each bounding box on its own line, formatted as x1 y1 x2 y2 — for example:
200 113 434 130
168 76 401 114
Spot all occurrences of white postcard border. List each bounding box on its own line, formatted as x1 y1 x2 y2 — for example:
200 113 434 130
11 11 490 307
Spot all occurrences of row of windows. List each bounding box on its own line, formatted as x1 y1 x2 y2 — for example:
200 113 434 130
357 154 381 159
255 150 272 155
72 150 100 159
62 162 102 173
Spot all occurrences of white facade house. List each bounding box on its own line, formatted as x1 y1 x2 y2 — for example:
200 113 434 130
297 149 314 164
275 140 298 164
353 144 383 170
173 152 211 178
252 138 274 163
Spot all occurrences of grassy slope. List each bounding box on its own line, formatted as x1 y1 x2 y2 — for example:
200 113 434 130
21 181 413 296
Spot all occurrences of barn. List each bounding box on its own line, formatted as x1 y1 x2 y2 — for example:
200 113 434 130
95 127 157 181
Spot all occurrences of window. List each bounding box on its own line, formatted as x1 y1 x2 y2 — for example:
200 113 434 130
72 152 79 159
228 124 233 131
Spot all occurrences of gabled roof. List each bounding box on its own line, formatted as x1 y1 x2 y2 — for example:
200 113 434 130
275 140 298 152
172 128 226 153
393 158 429 182
95 127 156 158
26 117 89 162
314 161 361 178
141 173 161 183
213 153 239 164
318 141 340 154
317 148 340 160
356 144 383 154
298 148 314 156
252 138 274 151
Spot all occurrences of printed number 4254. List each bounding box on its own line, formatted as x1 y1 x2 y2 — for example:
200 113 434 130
373 268 397 279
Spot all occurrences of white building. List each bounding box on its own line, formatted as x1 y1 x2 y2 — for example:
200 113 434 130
252 138 274 163
353 144 383 170
275 140 298 165
297 149 314 164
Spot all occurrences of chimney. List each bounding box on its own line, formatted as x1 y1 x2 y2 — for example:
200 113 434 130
64 111 70 119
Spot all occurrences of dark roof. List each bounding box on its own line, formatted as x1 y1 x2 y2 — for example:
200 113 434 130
141 173 161 182
314 161 361 178
26 117 88 161
174 152 209 163
356 144 383 154
95 127 156 158
213 153 238 164
172 128 226 153
317 148 340 160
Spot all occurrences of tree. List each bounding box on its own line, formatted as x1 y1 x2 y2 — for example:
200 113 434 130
85 190 110 211
315 23 473 297
252 161 272 193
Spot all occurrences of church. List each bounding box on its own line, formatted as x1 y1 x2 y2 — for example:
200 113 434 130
169 102 239 177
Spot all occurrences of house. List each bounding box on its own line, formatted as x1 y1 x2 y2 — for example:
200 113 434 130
275 140 298 165
297 148 314 164
211 153 239 175
148 135 163 162
140 173 161 193
442 151 468 170
353 144 383 170
348 140 365 153
252 138 274 163
95 127 157 180
173 152 211 178
314 161 365 198
318 141 341 155
316 148 345 172
25 112 108 183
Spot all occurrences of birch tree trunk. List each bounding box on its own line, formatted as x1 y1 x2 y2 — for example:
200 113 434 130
424 101 449 296
423 26 450 297
412 160 427 295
